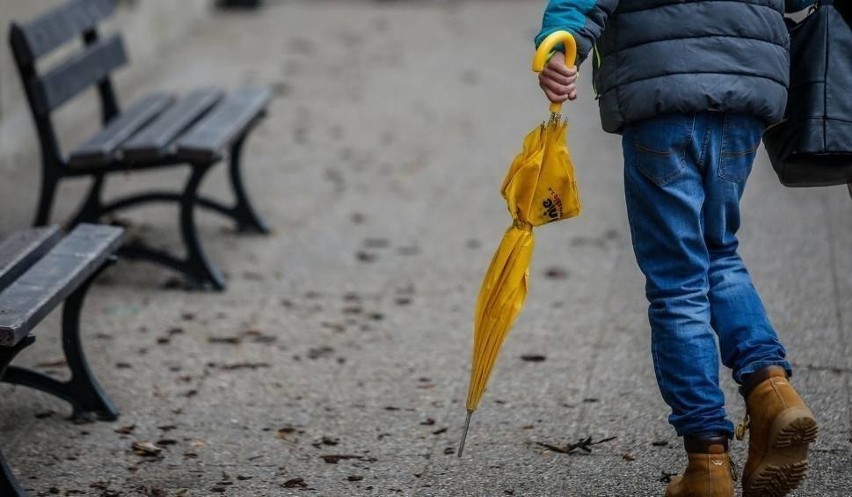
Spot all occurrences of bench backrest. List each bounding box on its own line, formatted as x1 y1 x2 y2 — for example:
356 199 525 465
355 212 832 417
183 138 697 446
8 0 125 168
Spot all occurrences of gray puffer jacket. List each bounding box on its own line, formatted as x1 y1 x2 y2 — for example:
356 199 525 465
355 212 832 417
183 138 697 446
536 0 810 133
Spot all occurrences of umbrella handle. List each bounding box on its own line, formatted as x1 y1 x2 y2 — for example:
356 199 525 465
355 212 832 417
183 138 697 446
532 31 578 115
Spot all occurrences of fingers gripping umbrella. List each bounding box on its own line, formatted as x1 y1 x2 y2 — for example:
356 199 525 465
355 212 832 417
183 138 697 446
458 31 580 457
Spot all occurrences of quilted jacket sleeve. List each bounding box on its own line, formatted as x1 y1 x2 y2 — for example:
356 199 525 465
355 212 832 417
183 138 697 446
535 0 619 65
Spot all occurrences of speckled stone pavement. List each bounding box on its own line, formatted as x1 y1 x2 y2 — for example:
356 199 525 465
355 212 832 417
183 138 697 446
0 1 849 496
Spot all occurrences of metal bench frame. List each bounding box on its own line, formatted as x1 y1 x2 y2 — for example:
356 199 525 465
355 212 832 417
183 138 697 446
8 0 271 290
0 224 123 497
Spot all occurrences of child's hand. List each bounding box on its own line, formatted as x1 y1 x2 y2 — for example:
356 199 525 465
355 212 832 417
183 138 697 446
538 54 578 104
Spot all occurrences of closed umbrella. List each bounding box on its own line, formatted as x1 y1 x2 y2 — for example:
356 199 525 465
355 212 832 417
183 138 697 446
459 31 581 457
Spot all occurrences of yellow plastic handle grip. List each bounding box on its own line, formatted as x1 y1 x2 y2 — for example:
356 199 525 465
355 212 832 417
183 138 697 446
532 31 578 114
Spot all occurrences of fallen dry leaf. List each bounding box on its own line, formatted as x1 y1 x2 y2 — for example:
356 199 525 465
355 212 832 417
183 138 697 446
321 454 376 464
132 441 163 457
282 478 309 489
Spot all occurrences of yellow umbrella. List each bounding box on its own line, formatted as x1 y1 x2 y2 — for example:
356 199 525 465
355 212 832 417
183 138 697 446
458 31 580 457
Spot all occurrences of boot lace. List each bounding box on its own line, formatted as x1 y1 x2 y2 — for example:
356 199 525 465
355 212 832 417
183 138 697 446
735 414 750 441
728 455 738 482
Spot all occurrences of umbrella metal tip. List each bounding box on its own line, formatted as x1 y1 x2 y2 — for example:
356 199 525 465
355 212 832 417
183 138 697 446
457 411 473 458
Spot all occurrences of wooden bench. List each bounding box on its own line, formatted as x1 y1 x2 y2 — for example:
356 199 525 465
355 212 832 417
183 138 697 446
9 0 273 290
0 223 123 497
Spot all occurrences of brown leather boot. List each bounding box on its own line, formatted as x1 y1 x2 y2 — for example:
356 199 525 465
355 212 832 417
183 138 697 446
665 436 735 497
737 366 818 497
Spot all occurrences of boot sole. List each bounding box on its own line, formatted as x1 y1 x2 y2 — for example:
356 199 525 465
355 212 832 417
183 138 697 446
743 406 818 497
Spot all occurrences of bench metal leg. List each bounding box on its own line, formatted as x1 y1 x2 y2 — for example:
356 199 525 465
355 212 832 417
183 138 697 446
0 337 37 497
118 164 225 290
68 173 106 227
1 270 119 422
0 450 27 497
0 337 35 381
181 163 226 290
229 134 270 234
33 171 60 227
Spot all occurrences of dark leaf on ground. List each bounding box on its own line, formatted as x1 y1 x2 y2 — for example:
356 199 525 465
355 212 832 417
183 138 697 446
219 362 271 370
282 478 310 489
241 329 277 344
277 426 305 440
544 266 570 280
308 346 335 359
138 486 168 497
659 471 678 483
357 251 378 263
131 441 163 457
321 454 377 464
536 436 617 455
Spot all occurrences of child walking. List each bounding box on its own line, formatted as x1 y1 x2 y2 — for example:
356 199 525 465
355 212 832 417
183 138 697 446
536 1 819 495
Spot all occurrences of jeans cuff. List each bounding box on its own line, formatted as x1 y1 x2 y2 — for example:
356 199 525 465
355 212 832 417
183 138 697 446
676 420 735 440
734 360 793 385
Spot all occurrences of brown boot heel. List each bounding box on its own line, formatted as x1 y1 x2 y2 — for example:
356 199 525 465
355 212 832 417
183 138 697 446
740 368 818 497
773 408 819 448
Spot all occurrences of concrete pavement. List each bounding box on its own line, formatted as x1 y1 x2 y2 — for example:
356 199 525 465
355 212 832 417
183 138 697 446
0 1 849 496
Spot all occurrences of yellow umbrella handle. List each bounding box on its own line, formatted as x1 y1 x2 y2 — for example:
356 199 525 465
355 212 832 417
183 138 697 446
532 31 578 114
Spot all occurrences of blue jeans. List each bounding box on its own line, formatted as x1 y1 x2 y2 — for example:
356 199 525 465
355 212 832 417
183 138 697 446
622 112 792 438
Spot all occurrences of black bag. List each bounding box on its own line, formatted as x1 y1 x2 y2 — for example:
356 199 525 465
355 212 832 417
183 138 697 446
763 0 852 187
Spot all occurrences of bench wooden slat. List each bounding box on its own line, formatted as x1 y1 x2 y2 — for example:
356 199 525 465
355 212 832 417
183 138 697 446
175 88 272 163
9 0 116 64
122 89 224 162
0 227 63 292
30 33 127 116
0 224 122 347
68 93 175 168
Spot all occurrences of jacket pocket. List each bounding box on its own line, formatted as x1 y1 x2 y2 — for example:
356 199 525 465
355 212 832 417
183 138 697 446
632 114 694 187
719 114 764 183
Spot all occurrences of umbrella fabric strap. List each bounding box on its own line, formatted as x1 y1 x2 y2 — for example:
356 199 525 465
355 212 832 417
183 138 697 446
512 220 533 231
